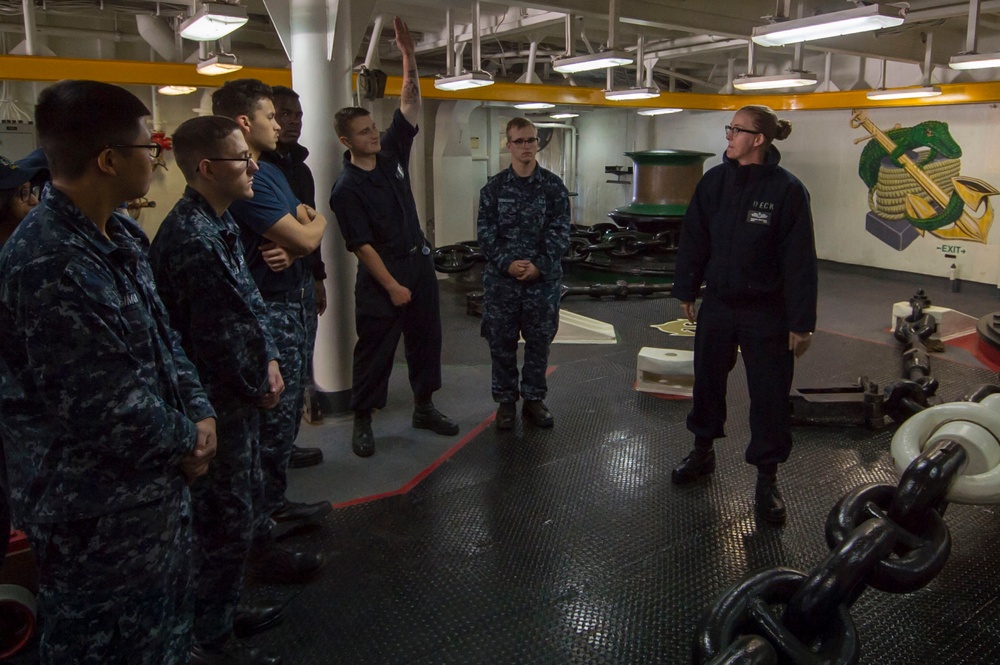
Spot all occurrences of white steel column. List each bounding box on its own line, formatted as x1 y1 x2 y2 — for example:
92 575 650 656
289 0 358 414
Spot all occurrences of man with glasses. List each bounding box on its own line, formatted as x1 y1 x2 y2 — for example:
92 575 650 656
213 79 331 574
476 117 571 430
330 17 459 457
149 116 287 665
0 80 217 664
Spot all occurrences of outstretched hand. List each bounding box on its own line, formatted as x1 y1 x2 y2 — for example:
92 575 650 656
393 16 414 56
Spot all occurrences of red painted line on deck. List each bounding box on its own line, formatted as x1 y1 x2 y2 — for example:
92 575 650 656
331 415 494 509
331 366 560 509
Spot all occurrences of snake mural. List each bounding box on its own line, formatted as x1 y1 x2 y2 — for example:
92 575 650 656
851 109 997 249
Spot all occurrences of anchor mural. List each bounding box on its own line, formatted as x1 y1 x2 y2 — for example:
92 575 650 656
851 109 997 249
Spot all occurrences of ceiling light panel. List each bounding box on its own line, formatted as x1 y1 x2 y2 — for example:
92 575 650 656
552 50 634 74
751 4 904 48
433 71 495 91
180 3 249 42
732 72 819 90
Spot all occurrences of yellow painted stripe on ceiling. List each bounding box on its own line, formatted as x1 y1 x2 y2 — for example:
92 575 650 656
4 55 1000 110
0 55 292 88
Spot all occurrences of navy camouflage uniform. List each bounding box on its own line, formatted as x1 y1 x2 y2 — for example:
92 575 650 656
260 144 326 393
0 185 215 664
149 188 278 646
329 109 443 411
229 162 308 533
477 164 571 402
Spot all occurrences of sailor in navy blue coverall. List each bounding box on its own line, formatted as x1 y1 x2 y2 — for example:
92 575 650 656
329 18 458 458
670 105 818 526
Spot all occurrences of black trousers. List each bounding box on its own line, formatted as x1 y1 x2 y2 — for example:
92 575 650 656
686 296 795 467
350 254 442 411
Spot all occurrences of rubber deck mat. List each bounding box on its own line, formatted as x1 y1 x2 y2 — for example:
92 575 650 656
245 290 1000 665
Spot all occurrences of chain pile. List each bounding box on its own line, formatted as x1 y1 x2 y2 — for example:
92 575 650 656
432 224 680 275
698 439 964 664
697 386 1000 665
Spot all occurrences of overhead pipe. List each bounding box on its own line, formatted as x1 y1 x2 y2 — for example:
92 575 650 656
22 0 39 56
523 39 539 83
607 0 620 50
363 15 384 69
136 14 180 61
445 8 455 75
636 32 644 87
964 0 981 54
922 31 934 86
564 14 574 57
472 2 482 71
0 24 144 43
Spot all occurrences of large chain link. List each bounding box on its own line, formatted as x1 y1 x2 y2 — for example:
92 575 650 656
697 439 972 665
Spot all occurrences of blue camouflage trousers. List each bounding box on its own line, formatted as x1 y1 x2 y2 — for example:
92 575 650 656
254 298 307 535
23 488 194 664
303 280 318 387
191 399 260 645
481 274 561 403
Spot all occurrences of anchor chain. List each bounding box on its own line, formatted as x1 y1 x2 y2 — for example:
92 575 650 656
697 439 970 665
432 225 678 274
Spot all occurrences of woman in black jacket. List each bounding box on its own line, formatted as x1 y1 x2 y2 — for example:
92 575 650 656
670 104 818 526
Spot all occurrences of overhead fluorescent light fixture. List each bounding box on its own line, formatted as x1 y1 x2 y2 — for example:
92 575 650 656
179 2 249 42
550 113 579 119
514 102 555 110
433 71 495 91
158 85 198 96
751 3 904 48
605 87 661 101
866 85 942 100
949 52 1000 70
196 53 243 76
552 49 633 74
638 108 683 116
732 71 819 90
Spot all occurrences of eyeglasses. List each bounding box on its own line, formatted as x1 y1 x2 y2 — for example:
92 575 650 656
205 156 255 170
509 137 539 146
107 144 163 159
17 183 41 202
724 125 762 137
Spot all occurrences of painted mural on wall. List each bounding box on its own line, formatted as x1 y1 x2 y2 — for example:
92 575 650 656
850 109 997 250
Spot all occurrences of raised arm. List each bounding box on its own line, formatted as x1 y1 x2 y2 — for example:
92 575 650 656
395 17 421 127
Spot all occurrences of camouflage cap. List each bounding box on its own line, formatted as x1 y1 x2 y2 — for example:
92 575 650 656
0 154 43 191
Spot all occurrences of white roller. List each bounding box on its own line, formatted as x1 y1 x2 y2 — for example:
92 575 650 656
891 394 1000 504
636 347 695 396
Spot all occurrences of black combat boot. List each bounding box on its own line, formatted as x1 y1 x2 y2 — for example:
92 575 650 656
755 465 786 525
495 401 516 430
671 438 715 485
352 410 374 458
413 398 460 436
522 399 554 428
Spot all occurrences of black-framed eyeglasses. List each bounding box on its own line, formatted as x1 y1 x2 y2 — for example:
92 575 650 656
724 125 762 137
106 144 163 159
18 183 41 202
509 137 539 146
205 156 255 170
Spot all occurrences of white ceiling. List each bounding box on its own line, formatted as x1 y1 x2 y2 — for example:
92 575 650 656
1 0 998 93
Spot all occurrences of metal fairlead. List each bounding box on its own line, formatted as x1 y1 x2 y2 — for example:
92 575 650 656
698 388 1000 664
789 290 943 430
